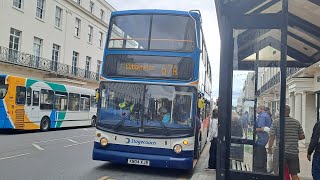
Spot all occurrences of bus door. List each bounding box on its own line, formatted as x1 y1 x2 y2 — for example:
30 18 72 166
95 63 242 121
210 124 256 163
54 92 68 122
30 89 40 121
14 85 26 129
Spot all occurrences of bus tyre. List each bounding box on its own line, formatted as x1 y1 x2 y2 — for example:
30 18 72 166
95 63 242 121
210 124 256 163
40 117 50 132
91 116 96 127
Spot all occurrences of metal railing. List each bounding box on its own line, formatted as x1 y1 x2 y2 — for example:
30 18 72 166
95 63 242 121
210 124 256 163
257 67 301 96
0 46 100 82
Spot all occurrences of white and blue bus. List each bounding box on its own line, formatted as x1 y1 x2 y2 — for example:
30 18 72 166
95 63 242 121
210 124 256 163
92 9 212 170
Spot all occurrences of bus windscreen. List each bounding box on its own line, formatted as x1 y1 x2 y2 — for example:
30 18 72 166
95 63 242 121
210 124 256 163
108 14 196 52
104 55 194 80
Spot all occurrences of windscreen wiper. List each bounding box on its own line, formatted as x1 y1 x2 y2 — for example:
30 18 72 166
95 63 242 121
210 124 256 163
158 120 170 136
114 113 130 131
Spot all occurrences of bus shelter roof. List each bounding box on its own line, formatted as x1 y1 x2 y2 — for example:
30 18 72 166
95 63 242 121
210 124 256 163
215 0 320 70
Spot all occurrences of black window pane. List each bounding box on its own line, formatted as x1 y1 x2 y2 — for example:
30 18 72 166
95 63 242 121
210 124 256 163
40 89 54 110
16 86 26 105
33 91 39 106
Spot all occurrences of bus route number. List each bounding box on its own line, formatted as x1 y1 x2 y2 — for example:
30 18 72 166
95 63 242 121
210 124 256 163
161 64 178 76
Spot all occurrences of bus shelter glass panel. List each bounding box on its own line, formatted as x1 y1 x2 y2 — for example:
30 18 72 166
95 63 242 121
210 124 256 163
231 28 285 176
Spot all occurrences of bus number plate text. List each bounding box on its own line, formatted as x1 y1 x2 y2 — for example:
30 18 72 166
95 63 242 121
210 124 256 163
128 159 150 166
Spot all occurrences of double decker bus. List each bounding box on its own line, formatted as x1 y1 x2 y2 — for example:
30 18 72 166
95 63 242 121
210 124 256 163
0 74 97 131
93 10 212 170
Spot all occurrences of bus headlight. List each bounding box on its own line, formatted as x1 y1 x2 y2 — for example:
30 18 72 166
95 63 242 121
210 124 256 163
173 144 182 154
100 137 108 146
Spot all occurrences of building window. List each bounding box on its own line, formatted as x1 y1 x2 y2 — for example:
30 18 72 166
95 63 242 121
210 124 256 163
9 28 21 61
89 1 94 14
100 9 104 21
77 0 81 5
99 32 103 48
96 60 101 81
88 25 93 43
85 56 91 78
72 51 79 75
32 37 42 68
13 0 23 9
75 18 81 37
36 0 45 19
52 44 60 71
55 6 63 28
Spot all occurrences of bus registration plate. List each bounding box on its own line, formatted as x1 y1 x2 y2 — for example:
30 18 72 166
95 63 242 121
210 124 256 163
128 159 150 166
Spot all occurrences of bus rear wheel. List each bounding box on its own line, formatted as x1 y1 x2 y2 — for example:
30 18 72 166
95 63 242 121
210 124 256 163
40 117 50 131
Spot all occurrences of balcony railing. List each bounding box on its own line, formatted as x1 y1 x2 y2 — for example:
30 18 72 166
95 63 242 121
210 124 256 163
257 67 301 96
0 46 100 82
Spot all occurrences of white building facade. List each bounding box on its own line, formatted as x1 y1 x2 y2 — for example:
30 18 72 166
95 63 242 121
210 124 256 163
0 0 116 89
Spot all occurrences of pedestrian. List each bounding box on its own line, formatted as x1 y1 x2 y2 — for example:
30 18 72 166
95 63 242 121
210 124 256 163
264 107 273 123
230 111 244 162
267 105 305 180
307 120 320 180
207 109 218 169
253 105 272 173
240 111 249 138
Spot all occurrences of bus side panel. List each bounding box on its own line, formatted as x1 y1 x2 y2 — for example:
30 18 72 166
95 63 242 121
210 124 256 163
55 111 91 128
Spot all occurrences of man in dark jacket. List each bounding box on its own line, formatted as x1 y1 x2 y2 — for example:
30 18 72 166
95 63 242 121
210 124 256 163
307 121 320 180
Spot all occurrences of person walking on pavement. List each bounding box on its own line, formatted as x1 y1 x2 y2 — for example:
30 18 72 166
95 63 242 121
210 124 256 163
307 120 320 180
267 105 305 180
253 105 272 173
207 109 218 169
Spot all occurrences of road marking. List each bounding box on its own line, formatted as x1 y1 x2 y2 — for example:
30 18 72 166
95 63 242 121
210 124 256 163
83 128 89 131
64 140 92 148
0 153 31 160
67 139 79 144
32 143 44 151
98 176 109 180
33 135 93 144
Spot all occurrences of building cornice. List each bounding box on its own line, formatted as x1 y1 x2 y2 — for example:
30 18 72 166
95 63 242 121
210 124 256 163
64 0 111 28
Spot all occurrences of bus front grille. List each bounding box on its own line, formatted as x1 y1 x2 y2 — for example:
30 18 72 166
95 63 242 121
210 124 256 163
15 109 24 129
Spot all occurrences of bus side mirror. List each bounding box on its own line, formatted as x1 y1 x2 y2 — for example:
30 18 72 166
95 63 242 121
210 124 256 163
198 98 204 109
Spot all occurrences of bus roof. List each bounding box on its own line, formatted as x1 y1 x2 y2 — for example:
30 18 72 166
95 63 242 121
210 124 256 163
1 74 96 94
112 9 201 18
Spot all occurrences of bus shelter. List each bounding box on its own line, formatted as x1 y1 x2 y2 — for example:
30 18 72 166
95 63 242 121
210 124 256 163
214 0 320 179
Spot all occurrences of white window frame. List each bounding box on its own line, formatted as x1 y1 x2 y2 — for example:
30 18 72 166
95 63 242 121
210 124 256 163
99 32 103 48
13 0 23 9
100 9 104 21
36 0 46 19
72 51 79 75
75 18 81 37
52 44 60 62
89 1 94 14
85 56 91 78
55 6 63 28
88 25 93 43
9 28 21 60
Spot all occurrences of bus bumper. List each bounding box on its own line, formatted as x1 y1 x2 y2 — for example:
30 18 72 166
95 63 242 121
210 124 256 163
92 146 193 170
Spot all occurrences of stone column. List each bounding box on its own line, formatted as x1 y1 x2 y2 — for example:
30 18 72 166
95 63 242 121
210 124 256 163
289 93 295 117
294 92 302 123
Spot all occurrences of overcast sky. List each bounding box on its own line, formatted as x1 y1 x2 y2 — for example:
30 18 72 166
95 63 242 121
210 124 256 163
106 0 247 102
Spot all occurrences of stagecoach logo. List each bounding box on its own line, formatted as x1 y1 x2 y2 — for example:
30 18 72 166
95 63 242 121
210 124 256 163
125 138 156 145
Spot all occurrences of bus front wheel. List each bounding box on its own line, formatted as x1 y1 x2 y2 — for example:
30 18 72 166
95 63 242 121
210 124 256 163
91 116 96 127
40 117 50 131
